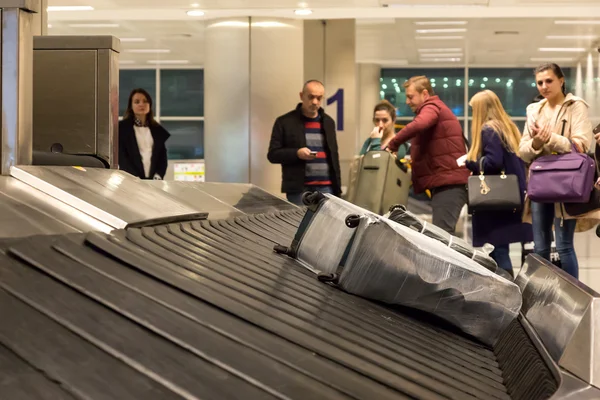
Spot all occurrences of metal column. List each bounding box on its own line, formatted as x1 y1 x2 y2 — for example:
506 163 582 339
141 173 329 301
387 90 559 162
0 0 39 175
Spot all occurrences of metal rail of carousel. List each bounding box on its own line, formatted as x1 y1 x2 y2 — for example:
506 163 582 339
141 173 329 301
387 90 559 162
0 165 598 400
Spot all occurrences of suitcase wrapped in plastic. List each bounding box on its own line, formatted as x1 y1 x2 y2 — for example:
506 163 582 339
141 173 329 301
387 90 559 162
386 204 499 273
276 191 373 274
329 214 522 346
275 192 522 346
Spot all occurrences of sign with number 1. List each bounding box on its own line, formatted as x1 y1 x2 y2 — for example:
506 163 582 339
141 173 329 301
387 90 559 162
326 88 344 131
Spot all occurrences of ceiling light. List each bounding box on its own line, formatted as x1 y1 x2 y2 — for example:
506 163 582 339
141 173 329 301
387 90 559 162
47 24 52 28
187 10 205 16
68 23 119 28
47 6 93 11
416 28 467 34
418 48 462 53
414 21 467 26
538 47 586 52
125 49 170 53
554 20 600 25
419 53 463 58
416 36 464 40
147 60 190 64
119 38 146 42
530 57 575 62
420 57 462 62
546 35 597 40
191 2 199 6
294 9 312 15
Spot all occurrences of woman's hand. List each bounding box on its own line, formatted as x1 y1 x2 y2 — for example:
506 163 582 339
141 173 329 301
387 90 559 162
595 177 600 190
532 123 552 150
370 126 383 139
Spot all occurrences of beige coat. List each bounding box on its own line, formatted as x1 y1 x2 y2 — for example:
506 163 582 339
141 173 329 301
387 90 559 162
519 94 597 232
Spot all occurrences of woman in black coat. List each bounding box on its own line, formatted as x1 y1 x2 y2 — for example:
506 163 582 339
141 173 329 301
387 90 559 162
465 90 533 277
119 88 170 179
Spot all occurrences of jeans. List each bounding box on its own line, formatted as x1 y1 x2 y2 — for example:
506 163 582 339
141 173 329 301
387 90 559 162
490 244 513 277
430 185 468 234
286 186 334 206
530 201 578 279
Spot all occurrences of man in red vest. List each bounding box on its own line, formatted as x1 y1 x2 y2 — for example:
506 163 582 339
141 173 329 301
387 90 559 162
386 75 470 234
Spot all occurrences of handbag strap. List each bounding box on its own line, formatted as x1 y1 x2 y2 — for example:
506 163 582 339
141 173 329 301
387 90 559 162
478 156 506 176
595 144 600 176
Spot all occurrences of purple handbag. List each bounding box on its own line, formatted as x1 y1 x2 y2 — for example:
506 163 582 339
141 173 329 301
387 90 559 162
528 143 595 203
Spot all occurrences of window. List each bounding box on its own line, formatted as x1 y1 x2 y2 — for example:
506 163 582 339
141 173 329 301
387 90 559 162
119 68 204 161
119 69 156 116
467 68 542 117
161 121 204 160
381 68 465 118
160 69 204 117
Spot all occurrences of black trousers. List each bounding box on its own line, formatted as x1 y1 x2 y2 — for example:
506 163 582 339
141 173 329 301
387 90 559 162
430 184 468 234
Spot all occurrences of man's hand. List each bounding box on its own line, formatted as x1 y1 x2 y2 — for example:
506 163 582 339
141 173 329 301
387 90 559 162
297 147 316 160
370 126 383 139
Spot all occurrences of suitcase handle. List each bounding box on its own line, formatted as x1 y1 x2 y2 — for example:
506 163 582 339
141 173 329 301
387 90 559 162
395 158 408 173
364 166 379 170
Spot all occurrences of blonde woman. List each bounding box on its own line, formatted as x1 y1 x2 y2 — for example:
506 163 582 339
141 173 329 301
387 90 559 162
465 90 532 276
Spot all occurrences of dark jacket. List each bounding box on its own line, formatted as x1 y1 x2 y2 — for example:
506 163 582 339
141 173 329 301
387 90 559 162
466 126 533 247
267 103 341 195
118 118 170 179
387 96 470 194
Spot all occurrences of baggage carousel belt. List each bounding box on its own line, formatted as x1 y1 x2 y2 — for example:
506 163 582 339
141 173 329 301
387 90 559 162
0 207 557 400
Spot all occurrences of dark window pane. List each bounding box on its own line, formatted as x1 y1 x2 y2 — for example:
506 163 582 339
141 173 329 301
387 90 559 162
466 118 527 142
119 69 156 117
513 119 527 134
160 120 204 160
467 68 544 117
381 68 465 117
160 69 204 117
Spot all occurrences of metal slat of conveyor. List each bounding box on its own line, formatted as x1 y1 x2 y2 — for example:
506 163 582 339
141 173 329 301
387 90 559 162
50 236 407 400
0 208 558 400
495 319 558 400
201 214 501 368
180 219 505 376
0 343 76 399
138 221 500 380
3 238 335 400
85 223 510 399
164 222 508 389
4 234 410 400
129 224 507 396
0 287 181 399
82 231 455 400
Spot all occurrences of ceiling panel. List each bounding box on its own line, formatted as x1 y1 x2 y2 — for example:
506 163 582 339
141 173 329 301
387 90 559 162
46 1 600 67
